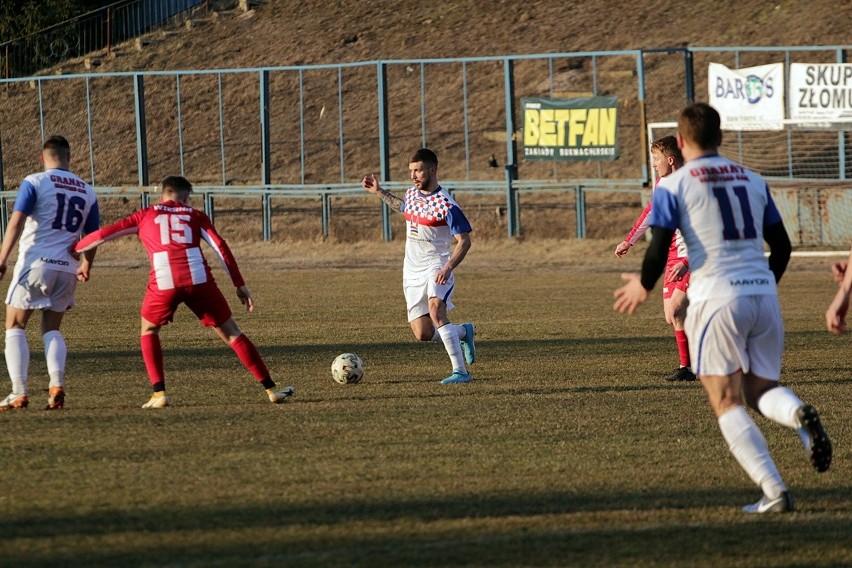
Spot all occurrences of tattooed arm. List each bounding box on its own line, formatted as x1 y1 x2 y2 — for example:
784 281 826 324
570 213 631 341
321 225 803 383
362 174 404 212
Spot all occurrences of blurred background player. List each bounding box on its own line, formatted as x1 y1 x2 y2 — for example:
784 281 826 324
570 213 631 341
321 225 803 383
615 136 694 382
614 103 831 513
74 175 292 408
362 148 476 385
826 248 852 334
0 135 99 411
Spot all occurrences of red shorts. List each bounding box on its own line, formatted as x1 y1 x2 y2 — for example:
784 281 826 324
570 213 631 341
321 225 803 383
662 256 690 299
141 281 232 327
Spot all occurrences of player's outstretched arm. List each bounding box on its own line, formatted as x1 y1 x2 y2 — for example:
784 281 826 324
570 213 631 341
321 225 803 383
236 285 255 313
362 173 403 212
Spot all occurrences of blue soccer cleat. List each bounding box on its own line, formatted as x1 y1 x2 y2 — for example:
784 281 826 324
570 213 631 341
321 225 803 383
440 370 472 385
460 322 476 365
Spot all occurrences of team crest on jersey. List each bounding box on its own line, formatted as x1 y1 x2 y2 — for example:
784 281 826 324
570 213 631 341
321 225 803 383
404 188 451 226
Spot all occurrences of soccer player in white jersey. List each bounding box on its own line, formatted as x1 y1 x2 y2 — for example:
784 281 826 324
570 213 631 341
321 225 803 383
362 148 476 384
0 135 100 411
74 175 293 408
614 103 831 513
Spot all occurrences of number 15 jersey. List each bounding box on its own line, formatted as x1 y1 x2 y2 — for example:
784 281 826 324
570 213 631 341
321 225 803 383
649 153 783 303
14 168 100 274
75 200 245 292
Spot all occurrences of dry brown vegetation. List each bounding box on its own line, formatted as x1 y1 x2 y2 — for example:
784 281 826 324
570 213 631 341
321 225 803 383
0 0 850 245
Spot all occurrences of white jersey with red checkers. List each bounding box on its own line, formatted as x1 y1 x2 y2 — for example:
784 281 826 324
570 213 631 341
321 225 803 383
400 186 472 283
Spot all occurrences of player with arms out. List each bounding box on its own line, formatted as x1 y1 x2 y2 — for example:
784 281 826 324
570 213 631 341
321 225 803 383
74 175 293 408
362 148 476 385
0 135 99 411
615 136 694 382
614 103 831 513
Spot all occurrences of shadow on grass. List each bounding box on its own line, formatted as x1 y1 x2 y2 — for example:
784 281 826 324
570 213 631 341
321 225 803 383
6 486 851 567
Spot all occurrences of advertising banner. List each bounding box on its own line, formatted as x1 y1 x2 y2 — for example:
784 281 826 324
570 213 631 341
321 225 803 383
789 63 852 121
708 62 785 130
522 96 619 161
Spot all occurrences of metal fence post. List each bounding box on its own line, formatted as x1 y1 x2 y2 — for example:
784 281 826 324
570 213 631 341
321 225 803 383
503 58 519 237
377 61 393 241
321 192 330 237
575 185 586 238
133 74 149 187
260 69 272 240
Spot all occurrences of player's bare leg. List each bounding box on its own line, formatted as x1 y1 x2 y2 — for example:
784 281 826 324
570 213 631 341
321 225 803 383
214 318 292 404
140 319 168 408
0 306 35 411
664 291 694 382
700 370 791 513
744 373 832 473
427 298 472 385
40 309 67 410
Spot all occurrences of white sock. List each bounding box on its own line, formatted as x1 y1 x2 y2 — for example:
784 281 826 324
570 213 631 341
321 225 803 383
5 328 29 395
431 324 466 342
756 386 812 450
437 324 466 374
718 406 786 499
43 330 67 388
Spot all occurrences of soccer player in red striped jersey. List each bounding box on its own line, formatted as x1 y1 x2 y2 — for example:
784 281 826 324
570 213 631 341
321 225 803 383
74 175 293 408
615 136 695 382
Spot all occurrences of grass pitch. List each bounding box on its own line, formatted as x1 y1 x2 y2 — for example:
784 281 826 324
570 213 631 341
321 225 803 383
1 254 850 567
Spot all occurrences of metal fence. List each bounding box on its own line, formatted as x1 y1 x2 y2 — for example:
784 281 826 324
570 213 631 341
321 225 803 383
0 0 205 79
0 44 851 242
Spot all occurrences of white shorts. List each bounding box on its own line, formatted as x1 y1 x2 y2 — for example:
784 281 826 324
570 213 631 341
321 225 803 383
685 294 783 380
5 266 78 312
403 270 455 322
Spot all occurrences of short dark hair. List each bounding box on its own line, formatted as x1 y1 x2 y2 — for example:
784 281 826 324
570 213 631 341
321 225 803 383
160 175 193 194
409 148 438 167
43 135 70 157
678 103 722 150
650 135 682 162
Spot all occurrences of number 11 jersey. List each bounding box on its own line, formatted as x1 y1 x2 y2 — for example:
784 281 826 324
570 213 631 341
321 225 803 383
649 153 783 303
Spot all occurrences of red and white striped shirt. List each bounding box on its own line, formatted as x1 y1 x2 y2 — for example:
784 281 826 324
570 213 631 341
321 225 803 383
75 200 244 291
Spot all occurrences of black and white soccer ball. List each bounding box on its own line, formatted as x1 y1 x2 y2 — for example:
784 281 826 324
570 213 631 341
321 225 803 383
331 353 365 384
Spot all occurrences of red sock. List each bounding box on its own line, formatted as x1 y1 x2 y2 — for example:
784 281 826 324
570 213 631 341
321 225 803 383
230 334 270 381
674 329 690 367
140 333 165 386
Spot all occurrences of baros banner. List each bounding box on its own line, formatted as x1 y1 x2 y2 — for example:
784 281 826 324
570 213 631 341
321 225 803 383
789 63 852 121
708 63 785 130
522 97 619 161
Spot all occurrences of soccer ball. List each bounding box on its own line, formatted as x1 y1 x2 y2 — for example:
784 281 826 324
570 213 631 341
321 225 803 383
331 353 365 384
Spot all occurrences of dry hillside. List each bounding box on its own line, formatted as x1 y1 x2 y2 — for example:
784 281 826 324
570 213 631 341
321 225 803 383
0 0 850 243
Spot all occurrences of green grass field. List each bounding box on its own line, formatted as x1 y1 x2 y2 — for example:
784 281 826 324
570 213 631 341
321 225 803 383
1 257 850 567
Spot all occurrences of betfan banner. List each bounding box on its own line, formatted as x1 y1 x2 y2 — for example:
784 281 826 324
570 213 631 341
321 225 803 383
708 63 785 130
789 63 852 121
522 97 619 161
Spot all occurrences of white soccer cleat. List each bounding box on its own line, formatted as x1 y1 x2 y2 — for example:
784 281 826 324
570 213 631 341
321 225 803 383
0 392 29 412
742 491 793 513
142 393 169 409
268 386 294 404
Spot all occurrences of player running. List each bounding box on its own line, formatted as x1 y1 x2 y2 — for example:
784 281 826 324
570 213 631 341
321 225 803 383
0 135 100 411
362 148 476 385
74 175 293 408
614 103 831 513
615 136 694 382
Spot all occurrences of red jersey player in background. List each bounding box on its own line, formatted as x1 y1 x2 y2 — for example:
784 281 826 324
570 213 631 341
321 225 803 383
614 136 695 382
74 175 293 408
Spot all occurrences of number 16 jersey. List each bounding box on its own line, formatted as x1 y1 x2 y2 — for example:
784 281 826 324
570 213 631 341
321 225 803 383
13 168 100 274
649 153 783 303
75 200 245 292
